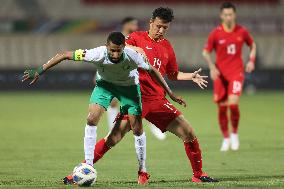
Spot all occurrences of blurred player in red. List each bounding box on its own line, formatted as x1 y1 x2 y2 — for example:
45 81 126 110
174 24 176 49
121 17 138 36
75 7 218 184
202 2 257 151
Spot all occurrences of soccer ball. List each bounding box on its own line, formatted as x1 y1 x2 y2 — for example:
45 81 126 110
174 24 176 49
72 163 97 187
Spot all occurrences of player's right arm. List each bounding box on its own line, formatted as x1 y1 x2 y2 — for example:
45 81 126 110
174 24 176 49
22 51 74 85
22 47 102 85
202 30 220 80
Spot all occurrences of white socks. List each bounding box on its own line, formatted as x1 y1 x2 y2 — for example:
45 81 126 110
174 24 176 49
134 132 147 172
107 107 119 131
84 124 97 166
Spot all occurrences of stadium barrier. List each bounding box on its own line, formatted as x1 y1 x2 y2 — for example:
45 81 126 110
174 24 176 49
1 69 284 90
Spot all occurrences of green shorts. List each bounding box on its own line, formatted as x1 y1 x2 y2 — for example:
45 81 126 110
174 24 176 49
90 80 142 116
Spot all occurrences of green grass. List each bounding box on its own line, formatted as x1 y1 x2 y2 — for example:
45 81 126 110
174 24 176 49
0 91 283 189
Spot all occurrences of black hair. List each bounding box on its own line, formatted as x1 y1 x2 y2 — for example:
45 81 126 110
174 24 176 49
107 32 125 45
121 17 137 26
220 2 236 12
152 7 174 23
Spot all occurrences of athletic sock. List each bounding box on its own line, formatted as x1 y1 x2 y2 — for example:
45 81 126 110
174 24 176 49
107 107 119 131
184 138 203 178
229 104 240 134
93 138 110 163
218 105 229 138
84 124 97 166
134 132 146 172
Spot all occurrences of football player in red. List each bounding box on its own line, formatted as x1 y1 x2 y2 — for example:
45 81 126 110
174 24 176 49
64 7 218 185
202 2 257 151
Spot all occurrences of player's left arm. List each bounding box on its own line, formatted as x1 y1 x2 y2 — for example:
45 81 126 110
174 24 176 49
165 44 208 89
126 45 146 57
169 70 208 89
244 29 257 73
246 42 256 73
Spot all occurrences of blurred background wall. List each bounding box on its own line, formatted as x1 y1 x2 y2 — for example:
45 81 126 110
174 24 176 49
0 0 283 90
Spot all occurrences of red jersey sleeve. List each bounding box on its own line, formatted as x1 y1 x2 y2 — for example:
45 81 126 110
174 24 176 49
243 28 254 47
125 32 137 46
204 30 216 52
166 43 179 74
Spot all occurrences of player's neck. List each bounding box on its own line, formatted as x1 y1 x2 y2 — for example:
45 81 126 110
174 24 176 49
222 23 236 33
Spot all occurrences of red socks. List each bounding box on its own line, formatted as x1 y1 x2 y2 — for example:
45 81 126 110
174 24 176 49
218 105 229 138
218 104 240 136
93 139 110 163
229 104 240 134
184 138 203 177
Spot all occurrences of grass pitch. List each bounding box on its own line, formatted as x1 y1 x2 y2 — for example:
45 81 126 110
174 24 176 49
0 91 283 188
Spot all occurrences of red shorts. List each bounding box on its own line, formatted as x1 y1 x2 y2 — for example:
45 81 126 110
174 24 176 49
213 73 244 103
142 98 181 133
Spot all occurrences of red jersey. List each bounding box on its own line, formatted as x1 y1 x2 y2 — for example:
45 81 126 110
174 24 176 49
204 24 254 79
126 31 178 100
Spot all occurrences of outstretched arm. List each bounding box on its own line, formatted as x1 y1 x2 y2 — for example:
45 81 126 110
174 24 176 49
147 65 187 107
22 51 74 85
167 69 208 89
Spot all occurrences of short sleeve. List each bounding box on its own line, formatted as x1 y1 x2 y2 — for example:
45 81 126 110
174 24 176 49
136 53 150 70
204 30 216 52
73 46 105 62
125 32 137 46
166 43 178 74
243 28 254 47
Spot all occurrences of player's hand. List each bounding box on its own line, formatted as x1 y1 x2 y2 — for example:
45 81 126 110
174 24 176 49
209 65 220 81
169 92 187 107
191 68 208 89
246 61 255 73
22 67 44 85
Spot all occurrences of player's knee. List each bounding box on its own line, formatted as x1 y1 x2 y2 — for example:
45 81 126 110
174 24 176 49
129 116 143 136
132 127 143 136
87 113 99 126
110 99 118 107
228 97 239 105
181 126 196 143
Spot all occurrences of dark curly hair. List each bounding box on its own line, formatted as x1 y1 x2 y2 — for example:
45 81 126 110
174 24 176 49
152 7 174 23
220 2 236 12
107 32 125 45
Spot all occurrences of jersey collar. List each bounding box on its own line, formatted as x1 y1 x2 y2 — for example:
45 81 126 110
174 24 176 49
221 23 237 33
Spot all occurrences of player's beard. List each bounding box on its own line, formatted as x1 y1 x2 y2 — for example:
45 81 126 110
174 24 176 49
108 53 121 63
110 57 119 63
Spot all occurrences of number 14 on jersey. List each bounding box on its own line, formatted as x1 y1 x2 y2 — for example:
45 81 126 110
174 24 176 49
153 58 162 71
